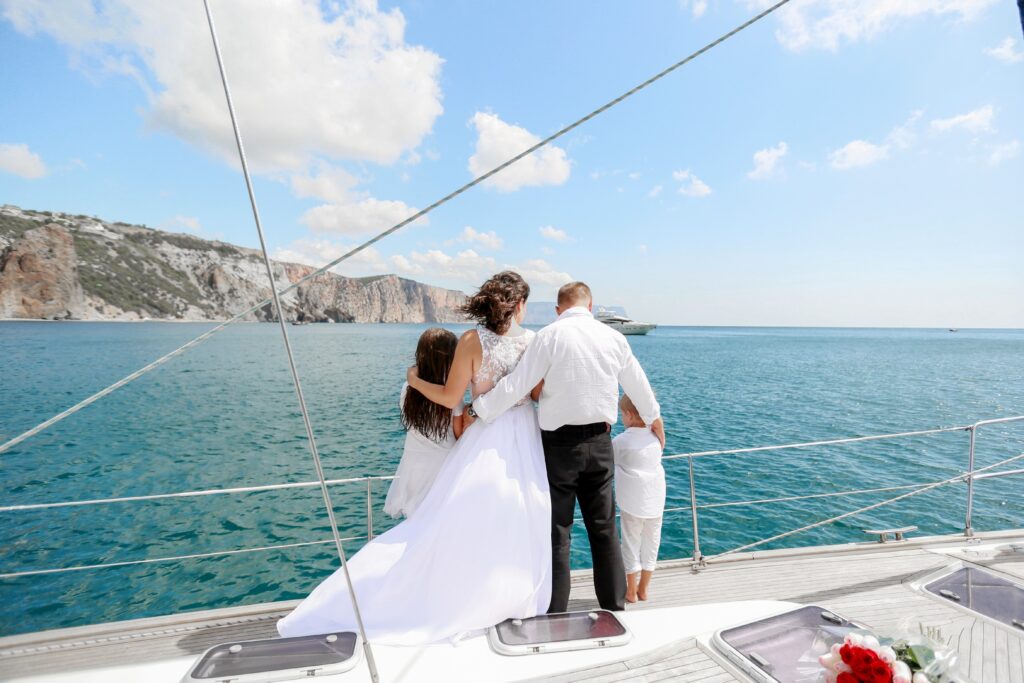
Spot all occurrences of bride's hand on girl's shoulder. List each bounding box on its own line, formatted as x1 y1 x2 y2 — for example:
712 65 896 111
407 365 419 386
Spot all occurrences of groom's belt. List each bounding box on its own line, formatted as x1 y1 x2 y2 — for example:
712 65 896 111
541 422 609 439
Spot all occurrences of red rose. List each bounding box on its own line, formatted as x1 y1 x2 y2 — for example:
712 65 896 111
840 644 854 665
837 672 858 683
871 661 893 683
859 650 879 668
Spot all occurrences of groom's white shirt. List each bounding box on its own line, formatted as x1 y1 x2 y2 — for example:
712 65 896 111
473 306 660 431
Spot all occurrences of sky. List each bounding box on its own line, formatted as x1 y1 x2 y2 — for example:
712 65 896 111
1 0 1022 327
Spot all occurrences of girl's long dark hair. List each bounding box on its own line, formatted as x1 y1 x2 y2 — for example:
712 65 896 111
402 327 459 442
460 270 530 334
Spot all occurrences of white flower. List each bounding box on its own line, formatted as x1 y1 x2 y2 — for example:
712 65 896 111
863 635 880 650
912 673 930 683
880 645 897 663
892 660 913 683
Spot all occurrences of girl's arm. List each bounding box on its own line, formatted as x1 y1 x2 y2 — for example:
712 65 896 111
530 379 544 402
452 412 465 439
406 330 479 410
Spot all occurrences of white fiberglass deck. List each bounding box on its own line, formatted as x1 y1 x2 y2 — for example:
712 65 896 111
2 530 1022 683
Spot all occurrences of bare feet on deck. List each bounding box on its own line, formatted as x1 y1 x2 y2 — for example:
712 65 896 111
637 570 653 601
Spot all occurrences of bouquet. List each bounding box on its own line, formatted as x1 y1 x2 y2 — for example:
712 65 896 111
818 629 958 683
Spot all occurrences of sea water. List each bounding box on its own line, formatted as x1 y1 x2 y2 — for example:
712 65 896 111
2 321 1022 635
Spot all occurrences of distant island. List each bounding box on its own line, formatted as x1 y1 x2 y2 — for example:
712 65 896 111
0 205 468 323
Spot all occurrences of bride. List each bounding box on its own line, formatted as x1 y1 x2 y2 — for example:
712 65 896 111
277 271 551 645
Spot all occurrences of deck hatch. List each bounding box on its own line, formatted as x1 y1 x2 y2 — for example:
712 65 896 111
184 631 358 681
714 605 861 683
925 566 1024 630
488 610 631 655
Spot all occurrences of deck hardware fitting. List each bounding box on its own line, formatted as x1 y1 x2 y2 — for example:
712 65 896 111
749 652 770 668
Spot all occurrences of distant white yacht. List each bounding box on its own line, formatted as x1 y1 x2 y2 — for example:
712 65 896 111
594 308 657 336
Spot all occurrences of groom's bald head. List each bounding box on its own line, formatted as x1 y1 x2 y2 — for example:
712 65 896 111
556 281 592 314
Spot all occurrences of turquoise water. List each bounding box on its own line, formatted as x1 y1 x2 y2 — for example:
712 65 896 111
2 321 1023 636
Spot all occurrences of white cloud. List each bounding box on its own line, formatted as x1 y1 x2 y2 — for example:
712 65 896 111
468 112 571 192
759 0 999 52
673 169 712 197
931 105 995 134
301 196 424 236
387 248 571 294
290 164 360 203
638 244 648 254
681 0 708 18
985 37 1024 63
988 139 1020 166
539 225 570 242
0 142 47 179
513 259 573 288
628 171 641 180
647 184 664 198
540 246 555 256
828 139 889 170
454 226 503 250
824 110 921 171
273 238 386 273
4 0 444 170
165 215 201 233
886 109 923 149
747 141 788 180
391 248 497 282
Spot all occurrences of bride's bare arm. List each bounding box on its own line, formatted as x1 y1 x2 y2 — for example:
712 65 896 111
407 330 479 410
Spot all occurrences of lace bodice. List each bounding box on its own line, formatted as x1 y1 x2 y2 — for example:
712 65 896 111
471 326 535 404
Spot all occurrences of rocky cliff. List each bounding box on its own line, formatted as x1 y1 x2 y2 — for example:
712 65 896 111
0 205 467 323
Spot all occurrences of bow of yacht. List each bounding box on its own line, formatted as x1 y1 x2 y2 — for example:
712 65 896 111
3 529 1023 682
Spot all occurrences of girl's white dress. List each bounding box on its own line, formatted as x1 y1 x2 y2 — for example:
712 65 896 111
382 383 463 519
277 326 551 645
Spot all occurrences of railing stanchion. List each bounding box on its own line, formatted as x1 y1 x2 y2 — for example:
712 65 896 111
965 424 977 537
688 455 704 569
366 479 374 541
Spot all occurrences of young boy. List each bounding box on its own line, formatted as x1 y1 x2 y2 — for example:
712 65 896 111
613 393 666 603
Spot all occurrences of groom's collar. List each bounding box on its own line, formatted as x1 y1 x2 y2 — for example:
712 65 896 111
557 306 592 321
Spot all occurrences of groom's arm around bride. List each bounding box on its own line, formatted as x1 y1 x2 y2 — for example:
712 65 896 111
471 281 662 614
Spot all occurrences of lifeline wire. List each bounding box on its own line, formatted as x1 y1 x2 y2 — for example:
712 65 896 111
0 0 793 457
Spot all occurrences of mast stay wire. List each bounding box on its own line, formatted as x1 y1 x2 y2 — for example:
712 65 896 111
0 0 793 455
201 2 379 680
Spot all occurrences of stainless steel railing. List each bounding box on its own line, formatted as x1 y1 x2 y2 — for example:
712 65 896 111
1 416 1022 579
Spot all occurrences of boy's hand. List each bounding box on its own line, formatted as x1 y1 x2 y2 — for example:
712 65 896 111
651 418 665 449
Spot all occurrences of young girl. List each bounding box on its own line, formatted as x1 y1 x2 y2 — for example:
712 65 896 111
383 327 464 519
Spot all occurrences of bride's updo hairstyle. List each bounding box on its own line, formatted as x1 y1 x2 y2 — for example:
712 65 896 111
461 271 530 335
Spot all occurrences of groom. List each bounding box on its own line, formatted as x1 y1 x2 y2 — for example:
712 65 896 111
470 281 664 612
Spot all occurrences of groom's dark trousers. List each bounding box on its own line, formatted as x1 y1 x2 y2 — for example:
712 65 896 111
541 422 626 613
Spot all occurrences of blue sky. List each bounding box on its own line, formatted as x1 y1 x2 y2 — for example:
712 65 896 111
1 0 1021 327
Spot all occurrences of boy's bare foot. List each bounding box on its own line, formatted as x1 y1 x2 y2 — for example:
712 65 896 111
625 572 639 604
637 569 653 601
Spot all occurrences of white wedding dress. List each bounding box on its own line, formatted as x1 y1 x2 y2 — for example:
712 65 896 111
277 326 551 645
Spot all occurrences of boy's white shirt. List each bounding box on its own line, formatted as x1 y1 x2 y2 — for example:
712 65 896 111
613 427 666 519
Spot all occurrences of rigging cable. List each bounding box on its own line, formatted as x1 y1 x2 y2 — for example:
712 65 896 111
200 1 379 680
0 0 793 455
